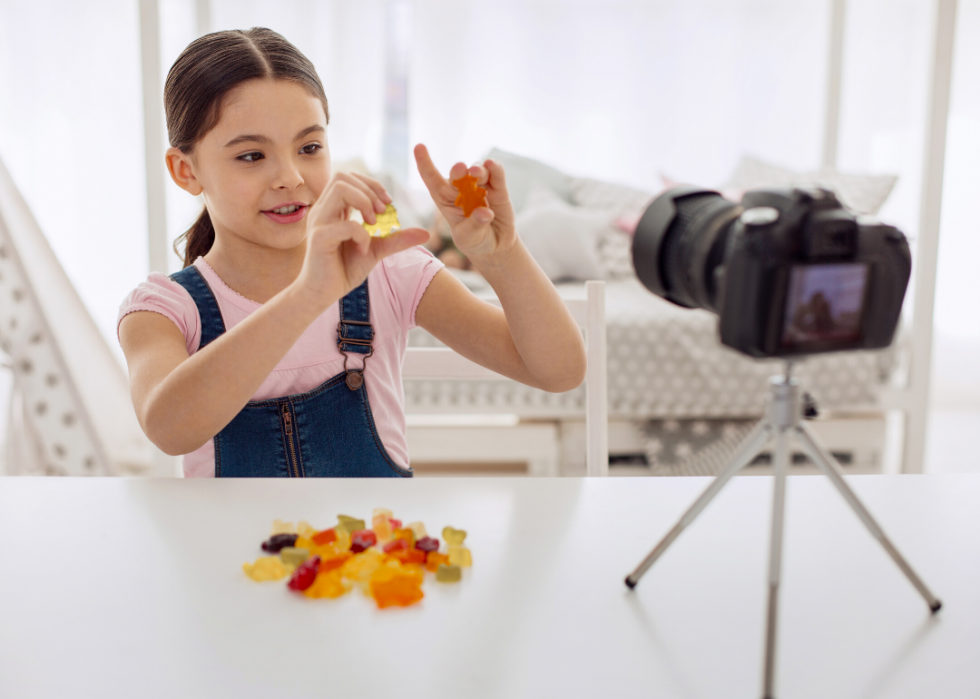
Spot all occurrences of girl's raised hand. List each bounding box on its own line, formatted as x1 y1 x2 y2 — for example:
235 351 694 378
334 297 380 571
414 144 518 262
298 171 429 306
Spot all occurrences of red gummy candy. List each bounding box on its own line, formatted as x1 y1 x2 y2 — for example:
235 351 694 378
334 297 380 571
415 536 439 554
311 528 337 546
389 518 402 529
350 529 378 553
287 555 321 591
383 538 409 554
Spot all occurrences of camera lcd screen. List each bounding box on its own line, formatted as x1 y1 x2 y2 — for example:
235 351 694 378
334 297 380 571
780 263 869 350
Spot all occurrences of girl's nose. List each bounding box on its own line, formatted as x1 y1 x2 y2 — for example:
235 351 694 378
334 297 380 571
272 158 304 190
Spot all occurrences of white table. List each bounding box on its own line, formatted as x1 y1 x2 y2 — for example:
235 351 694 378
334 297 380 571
1 475 977 699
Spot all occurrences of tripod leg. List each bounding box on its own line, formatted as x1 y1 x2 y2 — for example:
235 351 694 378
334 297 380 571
794 424 942 613
762 427 790 699
625 420 772 588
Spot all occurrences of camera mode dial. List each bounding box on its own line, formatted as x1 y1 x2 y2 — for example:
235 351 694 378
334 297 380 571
740 207 780 228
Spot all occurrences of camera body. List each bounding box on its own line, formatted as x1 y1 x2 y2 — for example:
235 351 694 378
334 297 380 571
632 186 911 359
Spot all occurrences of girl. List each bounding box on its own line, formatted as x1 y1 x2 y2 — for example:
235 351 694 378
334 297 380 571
118 28 587 477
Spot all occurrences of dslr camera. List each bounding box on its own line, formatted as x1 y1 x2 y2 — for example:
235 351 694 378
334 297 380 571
631 186 911 358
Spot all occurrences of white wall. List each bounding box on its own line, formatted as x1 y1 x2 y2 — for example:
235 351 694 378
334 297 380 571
0 0 976 408
0 0 148 364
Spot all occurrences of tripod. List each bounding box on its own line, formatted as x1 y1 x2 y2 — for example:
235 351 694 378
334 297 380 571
624 364 941 699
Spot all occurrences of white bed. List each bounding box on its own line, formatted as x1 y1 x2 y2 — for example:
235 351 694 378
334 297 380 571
406 276 896 421
404 162 907 475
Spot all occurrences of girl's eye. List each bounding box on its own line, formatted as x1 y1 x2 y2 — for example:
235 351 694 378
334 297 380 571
301 143 322 155
238 152 264 163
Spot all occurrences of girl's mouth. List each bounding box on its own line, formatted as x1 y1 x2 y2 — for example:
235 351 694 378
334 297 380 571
262 204 308 224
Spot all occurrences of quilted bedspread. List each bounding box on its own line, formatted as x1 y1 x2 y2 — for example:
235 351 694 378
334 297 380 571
404 278 897 419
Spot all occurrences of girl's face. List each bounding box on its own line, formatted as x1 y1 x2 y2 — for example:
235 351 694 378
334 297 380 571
173 78 331 253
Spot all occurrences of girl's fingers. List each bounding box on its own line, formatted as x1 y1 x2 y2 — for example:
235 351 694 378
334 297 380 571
483 159 507 191
413 144 457 204
332 220 372 257
370 227 431 262
353 225 372 256
467 162 490 187
349 172 392 211
331 180 379 224
448 162 469 183
332 173 387 216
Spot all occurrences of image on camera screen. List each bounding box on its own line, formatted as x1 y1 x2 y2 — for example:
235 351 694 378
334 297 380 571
781 263 869 349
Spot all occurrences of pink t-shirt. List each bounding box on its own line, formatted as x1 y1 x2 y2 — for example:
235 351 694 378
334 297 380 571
117 247 444 477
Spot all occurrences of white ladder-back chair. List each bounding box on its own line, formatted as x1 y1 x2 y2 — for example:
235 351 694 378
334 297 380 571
402 280 609 477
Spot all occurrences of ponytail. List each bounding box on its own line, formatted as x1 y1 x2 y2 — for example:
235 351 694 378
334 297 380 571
174 207 215 268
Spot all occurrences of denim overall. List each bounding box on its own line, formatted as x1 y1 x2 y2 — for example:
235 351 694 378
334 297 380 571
170 266 412 478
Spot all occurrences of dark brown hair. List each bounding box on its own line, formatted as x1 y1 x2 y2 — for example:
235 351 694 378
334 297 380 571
165 28 329 267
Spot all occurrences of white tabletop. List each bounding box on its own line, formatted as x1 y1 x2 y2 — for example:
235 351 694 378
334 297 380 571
0 475 977 699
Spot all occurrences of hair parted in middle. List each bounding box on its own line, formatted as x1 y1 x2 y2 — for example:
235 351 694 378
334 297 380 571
164 27 329 268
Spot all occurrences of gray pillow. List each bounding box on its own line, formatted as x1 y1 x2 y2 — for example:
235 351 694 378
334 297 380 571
485 147 574 213
516 185 613 282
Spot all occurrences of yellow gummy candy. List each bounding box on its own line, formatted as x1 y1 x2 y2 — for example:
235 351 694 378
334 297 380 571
372 514 393 543
303 569 352 599
361 204 401 238
372 558 424 585
407 521 427 540
296 520 317 538
341 547 385 585
271 520 295 535
447 545 472 567
308 541 344 560
243 556 293 582
442 526 467 546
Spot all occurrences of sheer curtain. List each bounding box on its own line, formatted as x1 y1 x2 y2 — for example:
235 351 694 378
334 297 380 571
408 0 830 191
0 0 147 363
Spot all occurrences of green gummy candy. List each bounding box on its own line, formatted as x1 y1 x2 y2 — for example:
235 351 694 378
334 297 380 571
336 515 366 535
436 564 461 582
280 547 310 566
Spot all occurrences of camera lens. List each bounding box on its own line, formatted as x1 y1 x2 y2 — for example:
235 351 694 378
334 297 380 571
632 187 743 313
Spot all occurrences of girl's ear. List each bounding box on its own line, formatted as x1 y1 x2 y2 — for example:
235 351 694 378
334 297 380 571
166 147 203 196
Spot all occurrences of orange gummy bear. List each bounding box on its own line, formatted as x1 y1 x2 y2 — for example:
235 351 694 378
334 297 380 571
391 528 415 547
390 549 426 565
424 552 449 573
452 175 488 217
369 565 424 608
311 528 337 547
318 551 352 573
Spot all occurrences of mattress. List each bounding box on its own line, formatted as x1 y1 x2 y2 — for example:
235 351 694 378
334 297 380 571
404 277 897 419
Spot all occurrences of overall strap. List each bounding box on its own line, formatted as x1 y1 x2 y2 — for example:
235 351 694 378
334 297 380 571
170 266 226 350
337 280 373 390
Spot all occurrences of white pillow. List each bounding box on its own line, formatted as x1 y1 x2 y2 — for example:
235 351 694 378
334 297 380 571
485 147 575 213
723 155 898 215
516 185 614 282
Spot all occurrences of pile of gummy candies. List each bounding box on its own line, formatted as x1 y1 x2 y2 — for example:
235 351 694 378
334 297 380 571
242 508 471 608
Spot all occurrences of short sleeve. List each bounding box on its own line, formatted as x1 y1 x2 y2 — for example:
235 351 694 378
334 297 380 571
117 271 201 354
381 245 445 331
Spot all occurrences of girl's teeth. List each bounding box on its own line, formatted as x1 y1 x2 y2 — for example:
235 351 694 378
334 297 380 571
272 205 299 215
